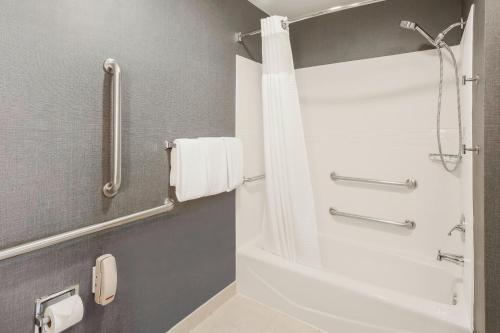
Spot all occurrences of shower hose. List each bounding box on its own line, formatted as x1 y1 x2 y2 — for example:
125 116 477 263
435 42 463 172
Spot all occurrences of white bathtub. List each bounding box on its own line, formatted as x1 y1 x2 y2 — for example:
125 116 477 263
237 235 471 333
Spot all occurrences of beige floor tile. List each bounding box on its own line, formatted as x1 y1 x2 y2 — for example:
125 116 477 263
264 313 323 333
191 295 323 333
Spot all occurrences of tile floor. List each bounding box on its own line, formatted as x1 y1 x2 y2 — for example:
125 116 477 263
191 295 324 333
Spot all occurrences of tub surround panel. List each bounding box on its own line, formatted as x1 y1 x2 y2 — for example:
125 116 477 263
0 0 266 332
236 48 465 260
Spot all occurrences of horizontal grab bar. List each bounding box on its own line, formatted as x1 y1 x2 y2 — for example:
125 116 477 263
0 199 175 262
330 172 417 189
329 208 416 229
244 175 265 183
428 153 462 162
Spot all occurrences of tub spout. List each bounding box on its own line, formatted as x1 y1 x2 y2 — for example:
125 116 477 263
437 250 464 266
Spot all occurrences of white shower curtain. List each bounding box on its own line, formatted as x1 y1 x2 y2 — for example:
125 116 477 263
260 16 322 268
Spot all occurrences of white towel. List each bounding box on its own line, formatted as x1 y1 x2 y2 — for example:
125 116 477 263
170 138 209 202
170 138 229 202
223 137 244 191
200 137 228 196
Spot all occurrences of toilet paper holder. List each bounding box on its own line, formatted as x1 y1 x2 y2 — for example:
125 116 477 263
34 285 79 333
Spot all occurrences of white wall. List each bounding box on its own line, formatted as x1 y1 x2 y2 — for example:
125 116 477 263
235 56 265 248
236 47 468 263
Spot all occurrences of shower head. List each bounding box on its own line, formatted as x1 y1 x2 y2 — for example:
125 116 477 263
400 20 416 30
399 20 437 46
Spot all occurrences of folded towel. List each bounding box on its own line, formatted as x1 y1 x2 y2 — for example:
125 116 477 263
200 137 229 196
223 137 244 191
170 138 209 202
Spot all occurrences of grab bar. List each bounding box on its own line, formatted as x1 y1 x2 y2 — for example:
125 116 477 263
330 172 417 189
0 199 175 262
428 153 461 162
329 208 416 229
103 58 122 198
244 175 265 183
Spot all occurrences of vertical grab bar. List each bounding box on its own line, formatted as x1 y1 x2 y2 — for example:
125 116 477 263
102 58 122 198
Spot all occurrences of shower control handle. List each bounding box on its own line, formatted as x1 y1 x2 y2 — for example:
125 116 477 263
462 144 480 155
448 215 466 236
462 75 479 85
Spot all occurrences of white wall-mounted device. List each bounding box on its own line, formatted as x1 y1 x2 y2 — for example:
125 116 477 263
92 254 117 306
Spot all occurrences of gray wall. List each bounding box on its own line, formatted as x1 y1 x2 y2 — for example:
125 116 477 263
467 0 500 332
288 0 464 68
482 1 500 331
0 1 265 332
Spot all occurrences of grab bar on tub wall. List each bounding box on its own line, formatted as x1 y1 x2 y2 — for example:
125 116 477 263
329 208 416 229
103 59 122 198
330 172 417 189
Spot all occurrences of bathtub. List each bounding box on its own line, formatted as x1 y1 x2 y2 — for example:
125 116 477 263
237 235 471 333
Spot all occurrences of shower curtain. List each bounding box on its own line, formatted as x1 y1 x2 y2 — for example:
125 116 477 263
260 16 322 268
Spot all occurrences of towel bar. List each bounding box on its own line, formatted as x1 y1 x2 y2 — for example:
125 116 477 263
165 141 264 185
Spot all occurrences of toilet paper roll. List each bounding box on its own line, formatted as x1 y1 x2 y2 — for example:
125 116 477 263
43 295 84 333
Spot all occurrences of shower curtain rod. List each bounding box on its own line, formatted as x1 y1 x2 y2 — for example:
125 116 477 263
236 0 385 42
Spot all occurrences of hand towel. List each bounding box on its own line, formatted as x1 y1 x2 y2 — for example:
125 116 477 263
223 137 244 191
200 137 228 196
170 138 208 202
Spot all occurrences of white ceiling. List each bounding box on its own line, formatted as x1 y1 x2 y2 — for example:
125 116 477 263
247 0 378 18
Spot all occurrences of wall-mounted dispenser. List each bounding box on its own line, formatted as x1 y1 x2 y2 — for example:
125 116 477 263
34 285 84 333
92 254 117 305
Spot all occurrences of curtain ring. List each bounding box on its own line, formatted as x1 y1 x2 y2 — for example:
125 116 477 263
281 20 289 30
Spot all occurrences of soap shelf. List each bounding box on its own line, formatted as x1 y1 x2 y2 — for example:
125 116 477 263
34 285 79 333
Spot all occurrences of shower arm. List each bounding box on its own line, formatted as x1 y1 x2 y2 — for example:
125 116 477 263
436 19 466 45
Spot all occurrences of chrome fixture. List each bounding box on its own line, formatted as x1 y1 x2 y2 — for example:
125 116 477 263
330 172 417 189
236 0 386 42
428 153 461 162
399 20 438 46
329 208 416 229
462 144 480 155
448 215 466 236
0 199 175 262
103 58 122 198
435 19 466 44
462 74 479 85
35 285 80 333
244 175 265 184
400 20 465 172
437 250 464 266
399 19 465 46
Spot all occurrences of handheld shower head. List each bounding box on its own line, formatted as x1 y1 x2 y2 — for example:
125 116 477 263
400 20 416 30
399 20 437 46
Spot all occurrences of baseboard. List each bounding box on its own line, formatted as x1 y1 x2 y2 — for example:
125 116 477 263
166 282 237 333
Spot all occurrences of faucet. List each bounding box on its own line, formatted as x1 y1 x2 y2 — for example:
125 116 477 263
448 215 466 236
437 250 464 266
